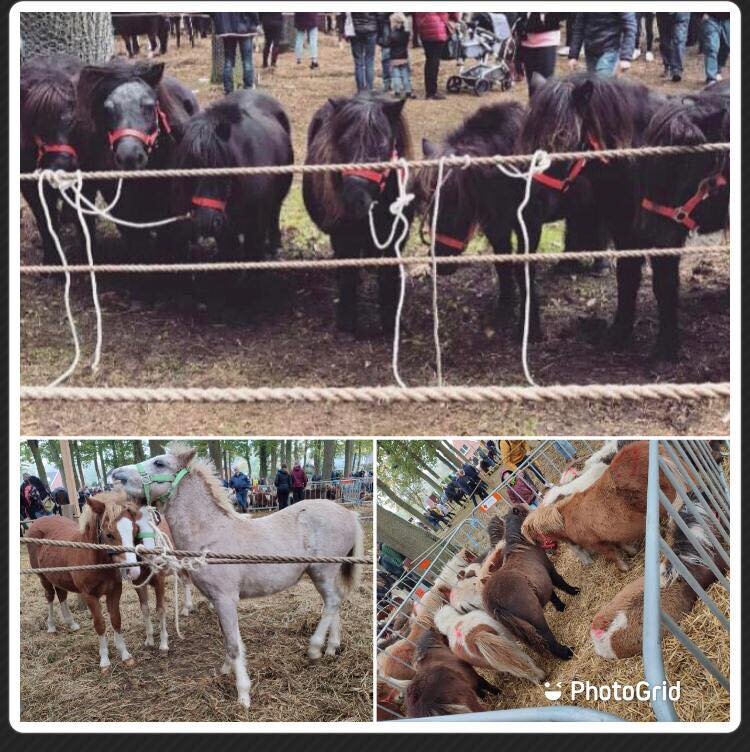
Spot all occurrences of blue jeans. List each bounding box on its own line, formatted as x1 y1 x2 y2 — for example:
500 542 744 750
295 27 318 61
223 37 254 93
585 48 620 76
659 13 690 75
701 16 730 81
391 63 412 94
553 441 576 461
351 32 377 91
381 46 392 89
236 490 248 511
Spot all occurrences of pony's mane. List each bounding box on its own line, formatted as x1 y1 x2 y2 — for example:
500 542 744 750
177 100 242 169
79 490 138 537
21 71 76 132
413 629 447 663
306 95 413 227
520 73 653 153
166 442 248 521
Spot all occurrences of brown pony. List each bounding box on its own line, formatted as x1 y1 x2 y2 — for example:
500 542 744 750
26 491 141 672
405 630 498 718
521 441 673 571
483 506 580 660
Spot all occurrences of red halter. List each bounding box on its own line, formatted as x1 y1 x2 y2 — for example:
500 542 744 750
641 173 727 231
532 135 607 193
342 149 399 193
191 196 227 212
34 136 77 167
435 224 477 252
107 103 171 151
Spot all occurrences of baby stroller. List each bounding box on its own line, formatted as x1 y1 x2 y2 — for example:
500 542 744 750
446 13 518 96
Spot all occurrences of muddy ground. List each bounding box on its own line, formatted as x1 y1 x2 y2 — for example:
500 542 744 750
19 31 730 435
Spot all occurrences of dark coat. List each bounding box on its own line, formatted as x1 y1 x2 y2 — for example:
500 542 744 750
294 13 319 31
259 13 284 31
351 12 380 35
230 472 251 492
212 13 259 37
413 12 460 42
388 28 411 60
462 463 480 483
569 12 636 61
516 12 564 38
291 465 308 489
274 468 294 492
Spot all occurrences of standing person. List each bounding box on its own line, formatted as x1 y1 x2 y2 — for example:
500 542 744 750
377 13 392 92
412 12 460 100
500 440 548 488
567 12 636 76
291 462 308 504
558 13 577 56
633 12 655 62
701 11 730 85
516 12 564 88
345 12 380 92
229 466 251 512
501 469 539 507
211 12 259 94
259 12 283 69
294 12 319 69
274 463 293 510
456 469 482 507
388 13 415 99
656 12 691 82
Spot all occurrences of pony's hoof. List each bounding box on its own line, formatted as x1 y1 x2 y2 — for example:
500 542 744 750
220 661 232 675
238 694 251 709
144 639 154 648
69 622 81 632
46 626 57 634
308 646 323 660
122 657 136 668
569 586 581 595
558 646 574 660
324 646 339 658
100 664 111 675
180 608 191 617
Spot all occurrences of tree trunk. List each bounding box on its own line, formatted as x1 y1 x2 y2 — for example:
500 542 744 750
148 440 166 455
131 440 145 463
313 441 321 475
26 440 49 486
259 442 268 480
405 447 441 479
98 444 108 485
20 12 114 64
379 478 432 525
344 440 354 477
433 441 462 470
321 440 335 480
92 448 104 486
109 441 121 469
413 465 443 494
72 441 85 488
271 443 278 475
441 441 468 467
208 441 223 476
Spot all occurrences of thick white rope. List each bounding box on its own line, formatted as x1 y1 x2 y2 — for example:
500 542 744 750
427 157 446 386
496 150 553 386
37 171 81 386
367 157 414 388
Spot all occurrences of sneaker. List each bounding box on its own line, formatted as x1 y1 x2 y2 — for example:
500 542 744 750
645 51 654 62
310 61 319 69
716 72 723 81
557 45 570 56
705 77 717 87
427 93 446 100
632 48 641 61
671 73 682 83
407 92 418 99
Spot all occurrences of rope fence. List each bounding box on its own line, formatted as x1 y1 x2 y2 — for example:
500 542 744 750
19 140 731 405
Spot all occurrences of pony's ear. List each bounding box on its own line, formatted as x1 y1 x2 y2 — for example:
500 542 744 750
86 497 106 515
135 61 165 89
215 120 232 142
182 97 197 117
327 97 346 111
528 71 546 98
572 79 595 110
422 138 439 158
383 97 406 125
173 446 197 469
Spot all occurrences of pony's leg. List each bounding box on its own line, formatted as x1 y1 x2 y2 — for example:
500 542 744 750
620 541 639 556
608 258 644 349
650 256 681 361
40 578 57 633
105 584 135 667
180 574 194 616
154 575 169 653
136 583 154 647
331 230 360 334
546 563 580 595
549 591 567 612
55 588 80 631
307 565 343 658
588 541 630 572
487 224 517 319
214 597 252 707
82 594 111 672
377 267 398 335
20 183 60 266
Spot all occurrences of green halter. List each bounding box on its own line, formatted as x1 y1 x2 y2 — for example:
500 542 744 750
136 462 189 506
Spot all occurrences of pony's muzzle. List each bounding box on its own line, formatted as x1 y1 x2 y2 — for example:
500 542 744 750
113 138 149 170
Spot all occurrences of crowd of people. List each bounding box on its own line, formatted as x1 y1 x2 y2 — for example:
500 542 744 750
20 473 110 522
208 11 729 100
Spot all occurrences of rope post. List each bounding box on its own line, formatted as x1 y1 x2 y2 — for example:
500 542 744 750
59 440 80 518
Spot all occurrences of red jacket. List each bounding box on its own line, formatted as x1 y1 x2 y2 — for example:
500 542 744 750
291 465 308 489
413 12 459 42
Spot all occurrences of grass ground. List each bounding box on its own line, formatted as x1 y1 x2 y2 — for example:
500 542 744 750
19 512 373 723
19 32 730 435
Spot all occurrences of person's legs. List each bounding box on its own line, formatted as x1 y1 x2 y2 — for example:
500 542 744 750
222 37 238 94
351 36 366 91
670 13 690 79
644 13 655 53
422 40 442 96
701 16 720 81
239 37 254 88
278 490 289 509
309 27 319 65
263 35 272 67
381 46 391 90
657 14 674 76
365 32 377 90
522 45 557 86
717 19 730 73
391 64 404 95
634 13 643 52
295 29 305 62
589 48 619 76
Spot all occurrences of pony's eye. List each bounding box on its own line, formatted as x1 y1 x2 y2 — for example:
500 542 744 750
106 533 115 540
154 459 165 469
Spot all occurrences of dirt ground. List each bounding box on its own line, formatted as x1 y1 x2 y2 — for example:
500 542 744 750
19 32 730 436
19 512 373 723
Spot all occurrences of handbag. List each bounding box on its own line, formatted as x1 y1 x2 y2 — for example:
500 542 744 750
344 13 355 39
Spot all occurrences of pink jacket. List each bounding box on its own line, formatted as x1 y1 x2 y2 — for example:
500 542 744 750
413 12 460 43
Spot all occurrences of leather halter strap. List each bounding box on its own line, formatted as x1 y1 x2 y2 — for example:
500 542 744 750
435 224 477 252
641 173 727 231
531 134 606 193
342 149 399 193
34 136 77 166
191 196 227 212
107 103 171 151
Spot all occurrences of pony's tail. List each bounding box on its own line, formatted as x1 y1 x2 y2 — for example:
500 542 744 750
338 514 365 599
473 630 545 683
491 606 550 656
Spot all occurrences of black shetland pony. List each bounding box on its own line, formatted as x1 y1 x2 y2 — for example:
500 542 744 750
20 54 82 265
631 82 729 359
418 101 542 339
173 90 293 260
74 60 198 261
520 73 670 356
303 96 414 334
112 14 170 58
